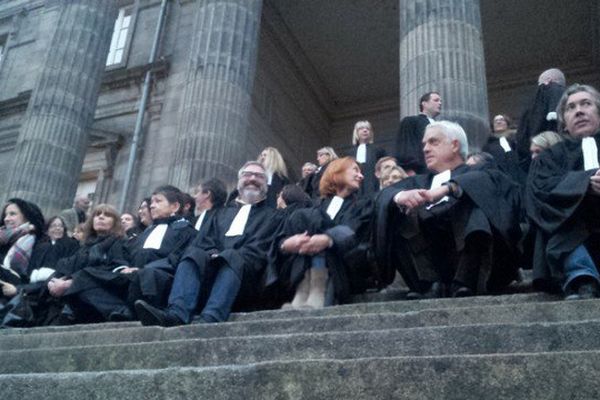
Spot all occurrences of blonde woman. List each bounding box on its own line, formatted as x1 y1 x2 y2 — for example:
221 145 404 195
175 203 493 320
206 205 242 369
258 147 290 208
348 120 386 196
308 146 339 199
529 131 564 159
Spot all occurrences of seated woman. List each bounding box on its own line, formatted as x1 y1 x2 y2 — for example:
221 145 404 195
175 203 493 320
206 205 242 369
274 157 373 309
51 188 197 322
125 185 197 313
307 146 339 199
29 216 80 279
1 216 80 327
529 130 564 159
380 165 408 189
0 198 46 304
47 204 128 323
138 198 153 229
121 211 143 255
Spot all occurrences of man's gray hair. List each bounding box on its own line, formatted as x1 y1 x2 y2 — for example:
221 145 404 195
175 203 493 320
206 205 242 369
556 83 600 133
426 121 469 160
237 161 265 178
538 68 566 86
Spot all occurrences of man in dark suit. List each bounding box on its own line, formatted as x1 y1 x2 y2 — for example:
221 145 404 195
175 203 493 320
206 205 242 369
396 91 442 172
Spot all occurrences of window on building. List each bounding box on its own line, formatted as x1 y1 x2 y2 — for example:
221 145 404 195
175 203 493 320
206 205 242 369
106 7 133 66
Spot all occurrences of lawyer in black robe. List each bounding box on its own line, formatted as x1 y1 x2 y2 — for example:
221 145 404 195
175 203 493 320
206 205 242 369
271 157 372 308
125 216 197 309
396 114 430 172
374 121 521 297
515 81 565 171
525 85 600 297
135 161 284 326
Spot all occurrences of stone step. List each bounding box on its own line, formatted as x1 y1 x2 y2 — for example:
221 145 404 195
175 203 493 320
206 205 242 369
230 292 557 321
1 350 598 400
2 319 600 374
1 299 596 350
0 292 555 337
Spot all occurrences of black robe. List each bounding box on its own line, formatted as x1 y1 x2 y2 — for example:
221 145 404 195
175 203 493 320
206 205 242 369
346 144 386 196
395 114 430 172
126 216 198 307
482 135 526 186
305 162 331 201
266 173 290 208
515 82 565 171
181 199 283 312
525 133 600 291
373 164 521 293
27 236 80 277
267 194 373 305
53 235 129 323
0 237 77 327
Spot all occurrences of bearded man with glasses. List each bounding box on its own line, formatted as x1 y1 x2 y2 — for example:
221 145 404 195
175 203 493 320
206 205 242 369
135 161 283 326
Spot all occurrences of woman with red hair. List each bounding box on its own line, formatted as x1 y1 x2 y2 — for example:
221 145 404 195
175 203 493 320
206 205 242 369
269 157 373 309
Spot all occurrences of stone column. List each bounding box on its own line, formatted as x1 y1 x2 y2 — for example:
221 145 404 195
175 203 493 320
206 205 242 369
5 0 117 214
169 0 263 188
399 0 490 149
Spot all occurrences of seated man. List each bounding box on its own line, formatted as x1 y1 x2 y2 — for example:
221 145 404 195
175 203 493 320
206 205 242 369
135 161 282 326
374 121 521 298
526 84 600 298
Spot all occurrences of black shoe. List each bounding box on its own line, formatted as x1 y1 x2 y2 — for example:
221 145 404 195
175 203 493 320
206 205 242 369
405 291 423 300
108 307 134 322
578 281 600 299
564 285 581 300
423 281 444 299
134 300 183 327
452 285 474 298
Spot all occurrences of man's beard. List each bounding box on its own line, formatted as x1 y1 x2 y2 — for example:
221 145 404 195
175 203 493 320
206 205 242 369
239 183 266 204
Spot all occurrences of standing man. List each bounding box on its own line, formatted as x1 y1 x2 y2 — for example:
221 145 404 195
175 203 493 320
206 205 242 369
515 68 566 170
135 161 282 326
396 91 442 173
59 194 91 234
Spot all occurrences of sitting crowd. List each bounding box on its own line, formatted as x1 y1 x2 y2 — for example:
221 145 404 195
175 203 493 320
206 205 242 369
1 76 599 329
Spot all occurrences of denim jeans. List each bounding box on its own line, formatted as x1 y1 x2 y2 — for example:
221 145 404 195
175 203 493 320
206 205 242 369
563 244 600 291
168 258 241 323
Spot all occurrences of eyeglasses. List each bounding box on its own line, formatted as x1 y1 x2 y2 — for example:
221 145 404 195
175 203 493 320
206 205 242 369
240 171 266 179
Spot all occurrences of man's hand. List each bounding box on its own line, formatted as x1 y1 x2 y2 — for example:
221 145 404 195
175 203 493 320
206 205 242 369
298 234 332 255
48 277 72 298
119 267 139 274
281 232 311 254
590 170 600 196
394 189 429 212
424 186 451 204
0 280 17 297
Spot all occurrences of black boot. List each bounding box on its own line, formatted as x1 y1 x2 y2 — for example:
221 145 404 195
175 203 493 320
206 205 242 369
135 300 183 327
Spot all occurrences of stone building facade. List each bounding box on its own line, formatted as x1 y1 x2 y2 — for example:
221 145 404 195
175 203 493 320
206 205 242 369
0 0 599 215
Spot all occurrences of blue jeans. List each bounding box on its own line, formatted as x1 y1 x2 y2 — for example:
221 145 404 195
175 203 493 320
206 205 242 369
563 244 600 291
168 258 241 323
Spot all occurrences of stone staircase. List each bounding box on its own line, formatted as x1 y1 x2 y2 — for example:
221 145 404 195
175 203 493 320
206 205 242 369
2 288 600 399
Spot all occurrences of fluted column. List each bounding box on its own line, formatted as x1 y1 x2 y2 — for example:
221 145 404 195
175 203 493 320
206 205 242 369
5 0 117 214
399 0 490 149
169 0 263 188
